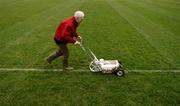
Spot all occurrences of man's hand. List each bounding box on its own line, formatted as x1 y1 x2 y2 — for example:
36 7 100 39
77 36 82 39
74 41 80 45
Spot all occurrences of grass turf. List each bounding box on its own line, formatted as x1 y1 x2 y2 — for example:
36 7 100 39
0 0 180 105
0 71 179 105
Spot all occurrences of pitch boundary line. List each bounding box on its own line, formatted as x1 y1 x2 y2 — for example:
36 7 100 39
0 68 180 73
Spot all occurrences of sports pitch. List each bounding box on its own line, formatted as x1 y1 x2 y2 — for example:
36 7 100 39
0 0 180 105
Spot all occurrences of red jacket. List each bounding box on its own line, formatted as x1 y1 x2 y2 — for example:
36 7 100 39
54 17 79 44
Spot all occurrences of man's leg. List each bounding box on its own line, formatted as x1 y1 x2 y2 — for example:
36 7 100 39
46 48 63 64
59 44 73 70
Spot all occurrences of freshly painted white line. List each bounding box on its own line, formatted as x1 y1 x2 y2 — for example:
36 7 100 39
0 68 86 72
0 68 179 73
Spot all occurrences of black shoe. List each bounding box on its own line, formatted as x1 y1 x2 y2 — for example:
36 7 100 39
46 58 51 65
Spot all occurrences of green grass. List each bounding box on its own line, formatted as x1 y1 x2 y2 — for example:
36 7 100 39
0 0 180 105
0 71 179 105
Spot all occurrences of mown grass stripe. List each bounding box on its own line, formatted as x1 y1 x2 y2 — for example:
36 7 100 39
106 0 176 67
0 0 77 47
0 0 68 33
0 0 87 68
126 0 180 21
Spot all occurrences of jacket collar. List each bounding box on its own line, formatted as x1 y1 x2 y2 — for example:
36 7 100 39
72 17 78 27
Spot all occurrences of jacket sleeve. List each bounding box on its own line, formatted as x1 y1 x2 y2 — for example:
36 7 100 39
62 24 76 44
73 30 80 37
64 35 76 44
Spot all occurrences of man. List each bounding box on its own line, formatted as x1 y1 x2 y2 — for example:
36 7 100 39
46 11 85 70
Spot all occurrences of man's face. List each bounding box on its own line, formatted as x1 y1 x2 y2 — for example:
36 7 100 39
76 17 84 24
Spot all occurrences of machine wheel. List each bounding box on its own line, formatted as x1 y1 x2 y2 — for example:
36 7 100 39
89 61 101 72
116 70 125 77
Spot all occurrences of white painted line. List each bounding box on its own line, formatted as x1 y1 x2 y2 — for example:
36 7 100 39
127 70 180 73
0 68 180 73
0 68 86 72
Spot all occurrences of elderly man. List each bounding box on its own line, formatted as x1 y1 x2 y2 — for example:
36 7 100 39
46 11 85 70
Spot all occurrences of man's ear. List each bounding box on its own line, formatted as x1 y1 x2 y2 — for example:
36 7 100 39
77 17 81 22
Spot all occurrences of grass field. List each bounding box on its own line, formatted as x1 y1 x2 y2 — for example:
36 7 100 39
0 0 180 105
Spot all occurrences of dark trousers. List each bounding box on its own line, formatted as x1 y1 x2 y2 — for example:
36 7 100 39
47 42 69 68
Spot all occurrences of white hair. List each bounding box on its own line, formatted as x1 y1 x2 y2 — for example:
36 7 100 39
74 11 85 23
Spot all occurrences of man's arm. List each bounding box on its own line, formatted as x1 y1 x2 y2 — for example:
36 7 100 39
72 28 81 39
64 35 76 44
61 24 76 44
